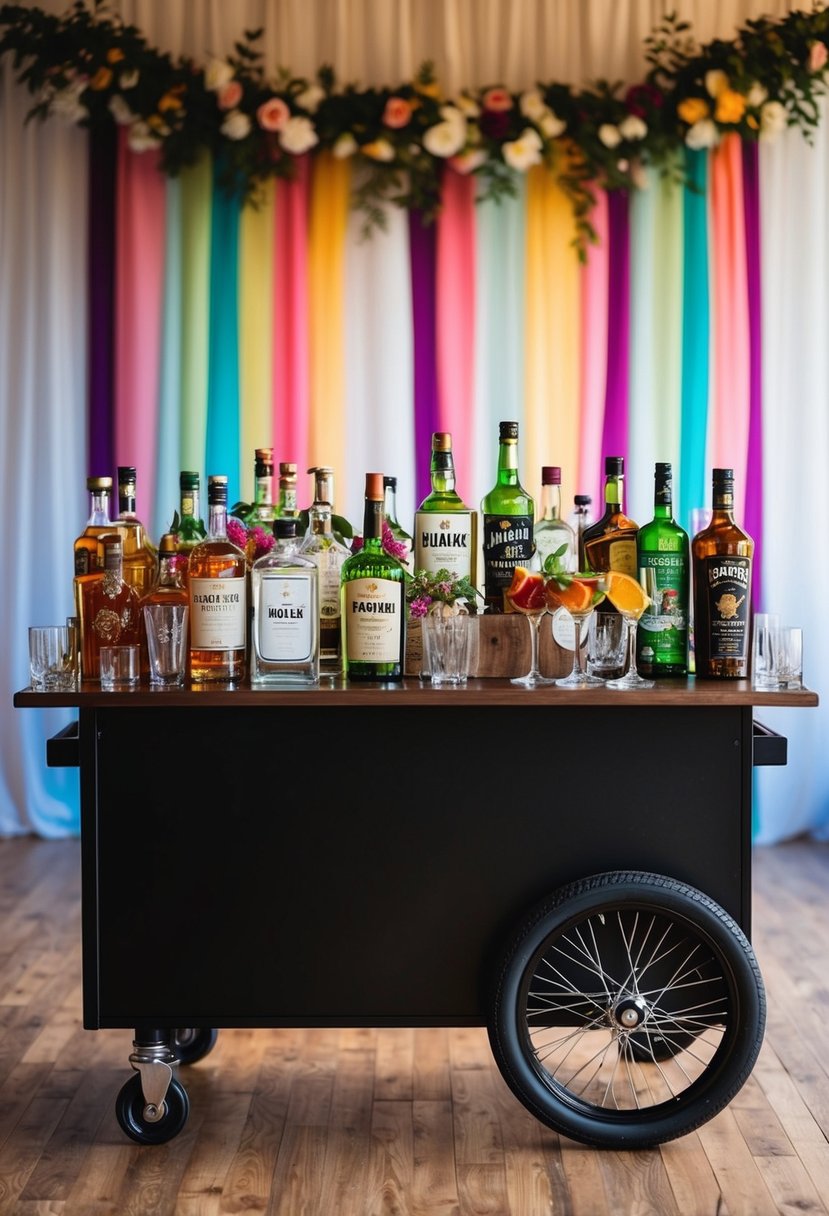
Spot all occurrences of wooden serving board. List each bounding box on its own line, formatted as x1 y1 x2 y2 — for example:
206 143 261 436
405 613 572 679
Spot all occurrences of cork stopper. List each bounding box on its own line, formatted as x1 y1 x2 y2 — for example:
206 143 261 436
365 472 384 501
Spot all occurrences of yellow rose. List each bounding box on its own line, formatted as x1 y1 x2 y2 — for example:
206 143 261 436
715 89 746 124
89 67 113 91
677 97 709 125
158 91 183 112
416 80 441 100
106 48 125 65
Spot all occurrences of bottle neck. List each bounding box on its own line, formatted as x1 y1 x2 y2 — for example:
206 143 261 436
157 555 184 587
363 497 384 549
383 485 399 526
274 535 299 557
310 502 333 535
254 474 273 512
118 490 137 520
208 502 228 540
430 451 456 494
712 482 735 522
103 545 123 579
604 474 624 512
180 487 200 520
88 490 111 526
278 485 297 516
540 484 562 521
497 440 519 484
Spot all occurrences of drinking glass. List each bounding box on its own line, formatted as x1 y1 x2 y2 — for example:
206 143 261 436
606 606 654 690
421 612 476 687
775 627 803 690
752 613 781 690
28 626 75 691
587 610 626 680
555 576 605 689
144 604 189 687
99 644 140 690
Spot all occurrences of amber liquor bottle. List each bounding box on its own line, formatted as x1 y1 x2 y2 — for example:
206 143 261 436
583 457 639 577
692 468 753 678
74 476 114 578
116 466 158 595
78 535 141 680
188 475 248 683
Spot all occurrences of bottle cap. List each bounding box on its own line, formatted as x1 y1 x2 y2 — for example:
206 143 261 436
383 475 397 491
255 448 273 474
274 519 298 539
713 467 734 484
255 447 273 463
541 466 561 486
432 433 452 452
117 465 136 482
655 462 672 476
158 533 177 554
365 472 384 501
574 494 592 505
279 462 297 479
207 475 228 504
87 476 113 491
605 457 624 475
179 470 199 490
309 467 335 505
499 421 519 441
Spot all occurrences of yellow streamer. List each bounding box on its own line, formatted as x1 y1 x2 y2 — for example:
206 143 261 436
238 178 275 501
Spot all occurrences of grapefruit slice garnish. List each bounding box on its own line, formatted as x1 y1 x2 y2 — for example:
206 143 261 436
506 567 547 612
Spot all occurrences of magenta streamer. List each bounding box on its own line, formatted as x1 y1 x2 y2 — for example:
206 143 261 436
742 142 763 609
409 211 440 504
601 190 631 465
86 125 117 477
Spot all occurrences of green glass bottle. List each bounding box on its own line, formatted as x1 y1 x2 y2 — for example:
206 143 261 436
341 473 406 681
636 462 689 677
481 421 534 613
413 432 477 583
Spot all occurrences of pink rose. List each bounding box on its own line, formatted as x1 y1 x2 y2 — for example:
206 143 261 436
383 96 413 128
808 41 828 73
482 87 514 113
257 96 290 132
217 80 243 111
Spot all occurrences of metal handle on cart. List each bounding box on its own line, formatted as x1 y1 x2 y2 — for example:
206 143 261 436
753 721 787 766
47 720 79 767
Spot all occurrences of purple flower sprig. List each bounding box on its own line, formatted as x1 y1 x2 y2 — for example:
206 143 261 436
227 516 275 560
351 521 408 563
405 567 482 618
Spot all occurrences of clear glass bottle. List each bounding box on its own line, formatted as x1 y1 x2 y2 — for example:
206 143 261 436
341 473 406 681
636 463 690 677
534 467 577 573
568 494 594 572
116 465 158 595
298 467 349 676
413 432 477 583
383 476 413 569
74 476 114 577
188 475 248 683
481 421 534 613
174 471 206 575
692 468 753 679
276 462 299 519
78 534 141 680
251 519 319 687
253 448 275 524
583 457 639 578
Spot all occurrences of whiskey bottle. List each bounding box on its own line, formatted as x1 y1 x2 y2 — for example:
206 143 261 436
116 466 158 595
383 476 413 569
636 462 689 677
481 421 534 613
534 467 576 573
276 462 299 519
341 473 406 682
251 519 319 687
174 471 206 575
413 432 477 583
298 467 349 675
583 457 639 578
253 448 275 523
188 475 247 683
78 534 141 680
74 476 114 577
692 468 753 678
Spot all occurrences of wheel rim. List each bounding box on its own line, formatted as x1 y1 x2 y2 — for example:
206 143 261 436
521 903 736 1117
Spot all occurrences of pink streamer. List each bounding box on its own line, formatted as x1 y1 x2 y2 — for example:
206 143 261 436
710 135 750 518
273 155 310 475
578 190 610 509
114 131 166 519
436 168 476 506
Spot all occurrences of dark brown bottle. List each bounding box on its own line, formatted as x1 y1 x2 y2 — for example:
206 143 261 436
692 468 753 678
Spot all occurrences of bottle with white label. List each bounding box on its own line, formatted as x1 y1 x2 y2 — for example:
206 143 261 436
188 475 248 683
414 432 477 584
251 519 319 687
341 473 406 682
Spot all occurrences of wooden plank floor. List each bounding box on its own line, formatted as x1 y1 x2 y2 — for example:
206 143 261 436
0 836 827 1215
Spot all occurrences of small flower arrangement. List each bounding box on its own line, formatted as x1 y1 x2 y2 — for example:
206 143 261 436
227 516 274 563
406 568 482 619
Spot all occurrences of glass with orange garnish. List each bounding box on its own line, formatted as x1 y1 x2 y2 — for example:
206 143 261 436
542 548 607 689
602 571 654 690
505 566 556 688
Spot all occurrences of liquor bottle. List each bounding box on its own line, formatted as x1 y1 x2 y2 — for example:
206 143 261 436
78 534 141 680
413 432 477 583
341 472 406 682
692 468 753 678
137 532 190 678
481 421 534 613
251 519 319 687
253 448 275 523
188 475 247 683
298 467 349 675
276 462 299 519
534 467 576 573
636 462 689 677
174 471 206 575
116 466 158 595
383 476 413 569
568 494 594 572
583 457 639 578
74 476 114 578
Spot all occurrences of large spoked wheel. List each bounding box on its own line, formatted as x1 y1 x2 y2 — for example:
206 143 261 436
115 1073 190 1145
173 1027 219 1065
489 871 765 1150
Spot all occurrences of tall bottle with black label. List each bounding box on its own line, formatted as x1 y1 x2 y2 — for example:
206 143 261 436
188 475 247 683
692 468 753 678
583 456 639 578
414 432 477 583
636 462 689 677
481 421 534 613
341 473 406 681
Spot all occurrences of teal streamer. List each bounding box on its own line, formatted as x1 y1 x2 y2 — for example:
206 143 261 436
206 168 242 507
152 175 183 539
678 149 710 536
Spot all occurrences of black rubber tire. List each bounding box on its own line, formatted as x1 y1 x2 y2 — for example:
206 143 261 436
489 871 765 1150
115 1073 190 1145
173 1027 219 1065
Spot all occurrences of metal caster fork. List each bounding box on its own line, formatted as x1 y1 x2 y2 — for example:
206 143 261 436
115 1029 190 1144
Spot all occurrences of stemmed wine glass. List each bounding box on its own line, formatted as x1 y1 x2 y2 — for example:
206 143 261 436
550 574 606 689
606 600 654 690
506 570 556 688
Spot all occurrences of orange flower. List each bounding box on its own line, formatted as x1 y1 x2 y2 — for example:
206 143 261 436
89 67 113 91
383 96 413 129
158 90 184 113
677 96 709 125
715 89 746 124
106 48 125 65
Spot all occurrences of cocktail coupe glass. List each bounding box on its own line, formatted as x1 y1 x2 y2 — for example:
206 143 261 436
554 575 606 689
506 571 556 688
606 604 655 690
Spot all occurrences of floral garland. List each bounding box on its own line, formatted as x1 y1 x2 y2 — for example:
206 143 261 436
1 2 828 252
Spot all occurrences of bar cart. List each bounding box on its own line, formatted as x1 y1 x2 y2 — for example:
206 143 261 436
14 677 817 1149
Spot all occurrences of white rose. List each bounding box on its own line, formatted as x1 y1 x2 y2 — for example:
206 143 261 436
205 58 234 91
705 69 729 99
279 115 319 154
50 83 88 124
747 82 768 108
127 121 162 152
295 84 325 113
760 100 787 139
598 123 622 148
502 127 543 171
333 132 358 159
519 89 547 122
220 109 252 140
119 69 139 90
108 94 135 126
457 93 480 118
685 118 719 150
423 119 466 158
618 114 647 141
539 108 566 139
439 104 466 138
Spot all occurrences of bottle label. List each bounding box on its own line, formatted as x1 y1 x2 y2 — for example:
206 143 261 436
314 548 345 623
257 573 313 662
482 514 533 599
701 556 751 661
189 577 246 650
638 552 688 666
345 577 402 662
75 548 89 577
180 492 195 518
607 537 638 576
414 511 473 579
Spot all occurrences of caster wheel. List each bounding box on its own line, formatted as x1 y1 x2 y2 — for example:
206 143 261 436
173 1027 219 1065
115 1072 190 1144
